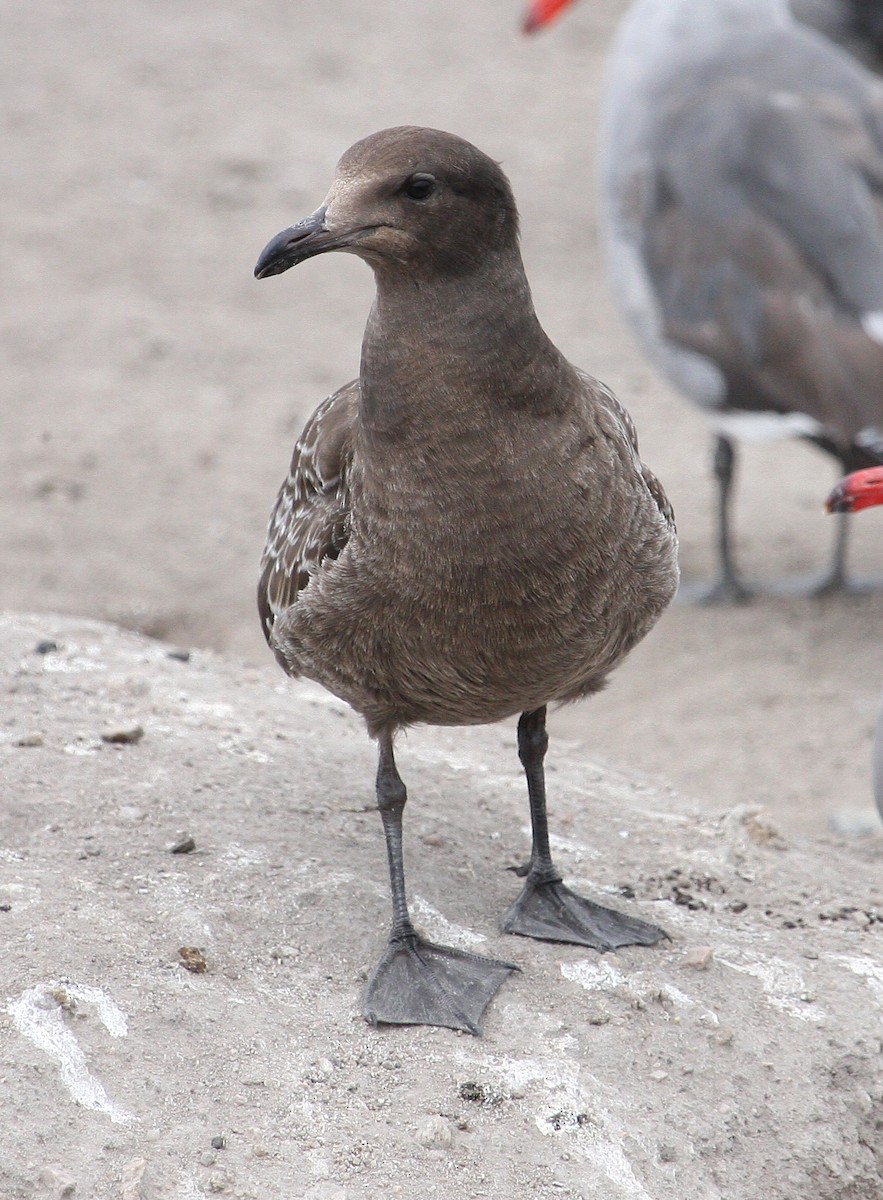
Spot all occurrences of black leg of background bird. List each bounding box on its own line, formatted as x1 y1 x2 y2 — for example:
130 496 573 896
771 451 864 597
696 435 753 604
501 707 668 950
809 453 857 596
811 505 850 596
360 731 518 1035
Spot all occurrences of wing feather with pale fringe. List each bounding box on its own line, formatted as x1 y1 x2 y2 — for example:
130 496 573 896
257 380 359 642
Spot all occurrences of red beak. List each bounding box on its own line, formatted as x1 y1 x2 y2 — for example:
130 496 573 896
825 467 883 513
522 0 577 34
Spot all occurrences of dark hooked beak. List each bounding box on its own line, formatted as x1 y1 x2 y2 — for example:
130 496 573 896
254 206 332 279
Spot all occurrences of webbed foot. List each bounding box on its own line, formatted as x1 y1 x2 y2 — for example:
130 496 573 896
361 935 519 1035
501 878 667 951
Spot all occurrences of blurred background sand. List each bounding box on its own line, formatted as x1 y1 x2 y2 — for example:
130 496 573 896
5 0 883 834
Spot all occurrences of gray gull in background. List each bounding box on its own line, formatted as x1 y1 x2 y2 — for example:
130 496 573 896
253 126 678 1034
527 0 883 600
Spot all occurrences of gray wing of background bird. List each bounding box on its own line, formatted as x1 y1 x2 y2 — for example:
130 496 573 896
604 22 883 451
794 0 883 69
257 380 359 643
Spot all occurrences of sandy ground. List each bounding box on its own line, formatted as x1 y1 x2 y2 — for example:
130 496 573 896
3 613 883 1200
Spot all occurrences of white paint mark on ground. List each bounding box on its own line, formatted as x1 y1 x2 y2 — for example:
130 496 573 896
580 1137 655 1199
718 956 823 1022
561 958 718 1023
7 982 135 1124
220 842 270 867
41 654 106 673
411 895 484 948
839 956 883 1006
457 1047 654 1200
561 959 628 992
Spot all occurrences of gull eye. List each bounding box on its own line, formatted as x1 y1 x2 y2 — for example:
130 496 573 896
402 173 436 201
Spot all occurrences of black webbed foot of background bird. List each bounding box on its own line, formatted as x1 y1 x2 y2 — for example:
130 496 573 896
501 878 668 951
360 934 519 1035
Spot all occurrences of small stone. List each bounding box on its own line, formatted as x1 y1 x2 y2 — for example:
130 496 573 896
586 1008 611 1026
307 1057 334 1083
270 945 299 962
49 986 76 1012
167 648 191 662
547 1110 591 1131
681 945 714 970
414 1115 453 1149
16 733 44 747
38 1166 76 1197
178 946 208 973
658 1143 678 1163
727 805 786 849
420 832 447 848
210 1136 226 1151
649 1069 669 1081
119 1157 147 1200
34 640 58 655
170 835 196 855
101 724 144 745
199 1152 216 1167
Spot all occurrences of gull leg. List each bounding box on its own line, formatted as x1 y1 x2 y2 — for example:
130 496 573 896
699 435 753 604
360 732 517 1035
501 708 667 950
770 456 875 597
812 461 854 595
811 508 849 596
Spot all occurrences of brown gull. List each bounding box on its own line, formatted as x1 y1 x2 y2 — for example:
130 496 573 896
254 126 678 1034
